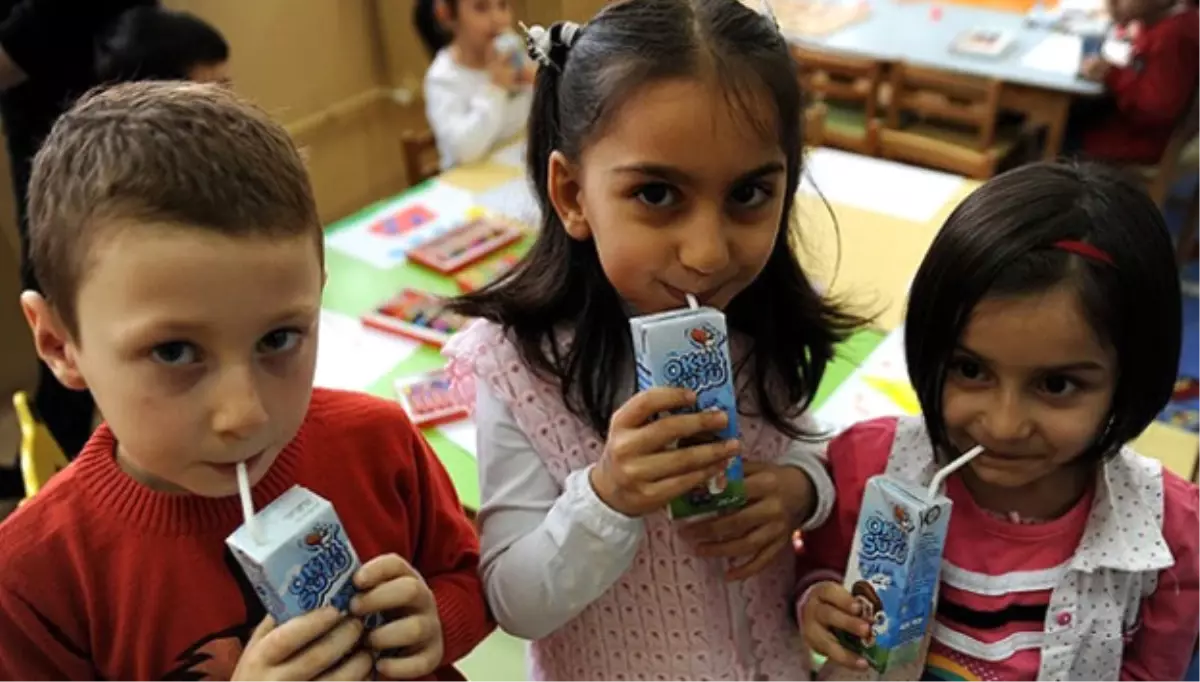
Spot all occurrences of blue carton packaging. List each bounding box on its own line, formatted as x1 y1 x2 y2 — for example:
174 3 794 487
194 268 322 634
629 305 746 519
837 475 952 677
226 486 364 624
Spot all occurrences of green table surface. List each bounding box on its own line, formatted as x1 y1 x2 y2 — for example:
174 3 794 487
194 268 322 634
321 180 885 510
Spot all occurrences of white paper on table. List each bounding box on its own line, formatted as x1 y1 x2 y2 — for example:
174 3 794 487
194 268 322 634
475 177 541 226
490 140 526 168
325 181 478 270
1020 33 1083 75
437 420 478 459
314 309 418 392
799 148 964 223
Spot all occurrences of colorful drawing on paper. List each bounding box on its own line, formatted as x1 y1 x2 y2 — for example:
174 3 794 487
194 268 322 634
325 181 477 270
369 205 436 237
814 328 919 432
1158 376 1199 433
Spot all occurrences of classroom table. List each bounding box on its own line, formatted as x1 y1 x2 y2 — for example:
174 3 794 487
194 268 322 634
791 0 1105 159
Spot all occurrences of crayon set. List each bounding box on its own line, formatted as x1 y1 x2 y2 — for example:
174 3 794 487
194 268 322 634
394 369 471 428
361 288 472 347
407 217 524 275
455 253 521 292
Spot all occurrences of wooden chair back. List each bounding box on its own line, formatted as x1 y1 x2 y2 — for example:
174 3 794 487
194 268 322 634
402 129 440 187
793 46 882 119
885 63 1002 151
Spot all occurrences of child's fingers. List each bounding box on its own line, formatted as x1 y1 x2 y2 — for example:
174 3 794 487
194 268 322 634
281 616 364 680
611 387 695 429
257 607 342 666
245 615 276 651
367 613 437 651
376 645 443 681
629 438 737 482
352 575 428 616
353 553 415 590
816 582 865 617
724 535 789 582
637 461 731 503
814 599 872 641
628 409 728 454
317 650 374 681
806 626 869 671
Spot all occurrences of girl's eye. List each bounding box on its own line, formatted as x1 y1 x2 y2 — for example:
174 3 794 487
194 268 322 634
950 358 986 382
258 329 302 355
634 183 678 208
151 341 198 367
1041 374 1080 398
729 183 772 209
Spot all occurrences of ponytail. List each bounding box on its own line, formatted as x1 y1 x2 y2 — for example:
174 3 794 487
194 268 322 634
413 0 452 57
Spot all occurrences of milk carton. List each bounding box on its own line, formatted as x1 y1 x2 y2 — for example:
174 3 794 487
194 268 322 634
227 486 364 624
838 476 952 678
629 305 745 519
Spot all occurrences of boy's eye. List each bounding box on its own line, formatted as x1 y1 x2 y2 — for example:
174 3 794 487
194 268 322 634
151 341 198 366
258 329 303 354
634 183 677 208
729 183 772 209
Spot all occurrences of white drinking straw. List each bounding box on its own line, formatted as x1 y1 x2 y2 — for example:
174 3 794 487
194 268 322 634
237 461 265 544
686 293 699 310
927 445 985 497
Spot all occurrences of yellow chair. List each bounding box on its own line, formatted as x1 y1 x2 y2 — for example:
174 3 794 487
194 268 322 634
13 391 68 502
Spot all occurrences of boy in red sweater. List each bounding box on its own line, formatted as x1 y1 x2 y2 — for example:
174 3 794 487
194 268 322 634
1074 0 1198 163
0 82 493 680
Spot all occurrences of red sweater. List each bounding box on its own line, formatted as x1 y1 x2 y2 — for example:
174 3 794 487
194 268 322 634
0 388 493 680
1082 6 1199 163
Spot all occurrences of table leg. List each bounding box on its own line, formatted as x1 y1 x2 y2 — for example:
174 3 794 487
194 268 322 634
998 85 1073 161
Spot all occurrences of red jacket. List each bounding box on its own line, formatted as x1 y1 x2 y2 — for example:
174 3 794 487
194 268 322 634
1082 6 1199 164
0 389 493 680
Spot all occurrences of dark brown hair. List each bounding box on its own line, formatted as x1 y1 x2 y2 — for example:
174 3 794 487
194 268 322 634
451 0 865 439
906 161 1182 462
28 81 320 338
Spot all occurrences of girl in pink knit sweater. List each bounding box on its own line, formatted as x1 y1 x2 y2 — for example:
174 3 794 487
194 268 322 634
443 0 866 678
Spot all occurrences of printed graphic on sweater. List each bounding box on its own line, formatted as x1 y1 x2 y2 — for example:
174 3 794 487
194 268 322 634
161 549 265 680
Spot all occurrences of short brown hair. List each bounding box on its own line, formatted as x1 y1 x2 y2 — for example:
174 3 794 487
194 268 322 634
28 80 320 337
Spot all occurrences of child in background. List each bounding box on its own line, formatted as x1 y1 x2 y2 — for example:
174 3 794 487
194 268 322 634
0 82 492 680
1073 0 1197 163
443 0 866 678
415 0 533 170
95 6 231 85
798 162 1199 681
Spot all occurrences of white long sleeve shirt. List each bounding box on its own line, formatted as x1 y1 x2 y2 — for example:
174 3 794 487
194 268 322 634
423 49 532 171
474 377 836 641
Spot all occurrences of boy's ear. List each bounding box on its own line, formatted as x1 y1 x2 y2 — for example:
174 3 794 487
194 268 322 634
547 150 591 241
20 292 87 391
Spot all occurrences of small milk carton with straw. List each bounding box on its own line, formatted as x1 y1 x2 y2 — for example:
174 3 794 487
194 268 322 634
226 463 366 624
836 446 983 678
629 294 746 520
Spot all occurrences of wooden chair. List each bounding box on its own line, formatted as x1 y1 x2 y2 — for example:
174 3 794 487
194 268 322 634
804 102 828 149
878 63 1025 179
401 129 440 187
1132 85 1200 266
793 47 883 156
13 391 68 503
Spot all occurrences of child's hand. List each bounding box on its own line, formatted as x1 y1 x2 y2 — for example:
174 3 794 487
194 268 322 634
232 608 372 681
679 462 814 580
590 387 739 517
350 554 444 680
800 581 872 672
1079 56 1113 81
487 54 519 92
